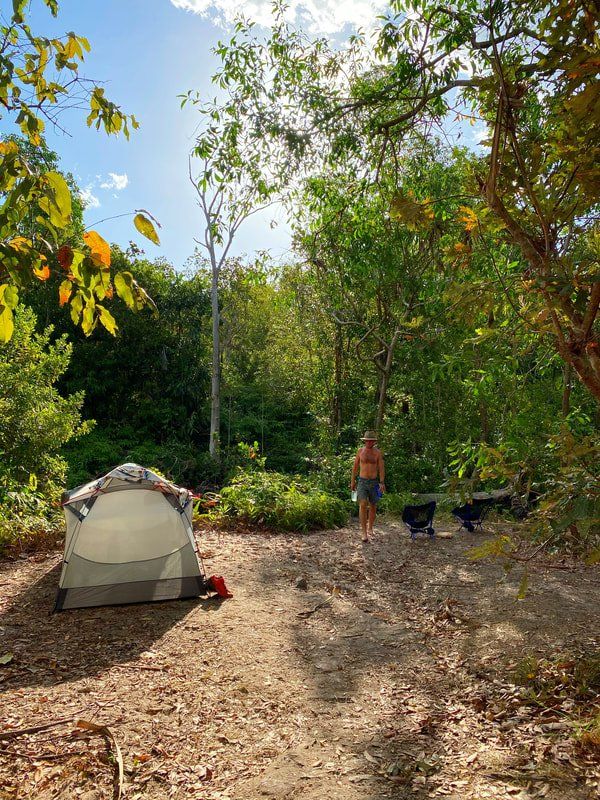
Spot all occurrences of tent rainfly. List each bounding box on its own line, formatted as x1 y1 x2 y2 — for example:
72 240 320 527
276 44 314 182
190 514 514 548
55 463 207 611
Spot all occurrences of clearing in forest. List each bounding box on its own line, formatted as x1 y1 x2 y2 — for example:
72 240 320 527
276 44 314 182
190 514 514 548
0 520 598 800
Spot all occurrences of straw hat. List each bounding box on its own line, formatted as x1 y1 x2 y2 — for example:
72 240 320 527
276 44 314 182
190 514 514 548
361 430 378 441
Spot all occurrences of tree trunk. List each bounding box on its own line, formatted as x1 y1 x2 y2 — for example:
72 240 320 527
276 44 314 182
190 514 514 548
375 330 400 432
562 363 572 418
209 258 220 461
376 369 389 433
332 324 343 440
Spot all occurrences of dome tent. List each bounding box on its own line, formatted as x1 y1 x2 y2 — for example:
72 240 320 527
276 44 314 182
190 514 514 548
55 463 207 611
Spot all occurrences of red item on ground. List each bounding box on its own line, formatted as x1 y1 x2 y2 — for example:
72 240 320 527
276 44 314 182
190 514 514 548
208 575 233 598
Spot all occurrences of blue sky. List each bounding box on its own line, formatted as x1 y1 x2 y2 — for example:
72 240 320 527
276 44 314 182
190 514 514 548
3 1 484 270
8 0 297 269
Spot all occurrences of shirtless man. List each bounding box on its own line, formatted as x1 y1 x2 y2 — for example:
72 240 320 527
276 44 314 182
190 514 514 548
350 430 385 542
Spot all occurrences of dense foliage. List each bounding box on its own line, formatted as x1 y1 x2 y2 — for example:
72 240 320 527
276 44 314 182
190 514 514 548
0 307 88 552
199 447 348 532
0 1 598 549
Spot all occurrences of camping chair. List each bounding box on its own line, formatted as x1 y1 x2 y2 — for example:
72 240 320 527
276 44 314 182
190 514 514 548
451 499 493 533
402 501 436 541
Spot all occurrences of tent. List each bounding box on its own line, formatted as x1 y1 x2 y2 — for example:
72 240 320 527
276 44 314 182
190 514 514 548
55 463 207 611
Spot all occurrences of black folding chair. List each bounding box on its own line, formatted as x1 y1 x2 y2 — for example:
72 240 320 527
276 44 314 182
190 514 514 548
451 499 493 532
402 501 436 541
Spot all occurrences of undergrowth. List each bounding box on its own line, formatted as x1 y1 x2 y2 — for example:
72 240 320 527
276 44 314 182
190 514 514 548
195 465 348 532
0 479 63 556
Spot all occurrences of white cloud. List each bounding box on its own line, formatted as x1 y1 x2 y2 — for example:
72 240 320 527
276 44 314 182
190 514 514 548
99 172 129 191
170 0 387 35
472 125 489 145
79 186 100 209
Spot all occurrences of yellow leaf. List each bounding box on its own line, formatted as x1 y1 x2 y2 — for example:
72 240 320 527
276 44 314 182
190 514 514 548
390 191 433 229
70 293 83 325
83 230 111 267
134 213 161 245
82 305 96 336
0 141 19 156
448 241 472 269
8 236 31 252
0 307 14 342
33 260 50 281
0 284 19 310
59 279 72 307
458 206 479 233
97 304 118 335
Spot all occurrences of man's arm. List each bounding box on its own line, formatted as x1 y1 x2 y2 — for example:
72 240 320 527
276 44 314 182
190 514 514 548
351 451 361 489
378 450 386 492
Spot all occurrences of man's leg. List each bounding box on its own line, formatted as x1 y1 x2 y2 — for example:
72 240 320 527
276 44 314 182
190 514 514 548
368 502 377 534
359 500 369 541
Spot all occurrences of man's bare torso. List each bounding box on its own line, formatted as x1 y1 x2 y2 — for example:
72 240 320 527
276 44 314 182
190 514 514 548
358 446 381 479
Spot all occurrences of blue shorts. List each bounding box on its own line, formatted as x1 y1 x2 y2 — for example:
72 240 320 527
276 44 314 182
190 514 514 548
357 477 380 504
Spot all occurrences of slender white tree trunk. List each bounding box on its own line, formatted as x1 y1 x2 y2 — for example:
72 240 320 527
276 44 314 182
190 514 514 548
209 250 220 460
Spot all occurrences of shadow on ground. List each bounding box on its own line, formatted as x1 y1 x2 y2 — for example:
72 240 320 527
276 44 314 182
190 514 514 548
0 557 222 691
236 521 599 799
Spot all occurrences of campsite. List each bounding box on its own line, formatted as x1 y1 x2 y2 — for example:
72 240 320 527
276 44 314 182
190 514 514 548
1 522 599 799
0 1 599 799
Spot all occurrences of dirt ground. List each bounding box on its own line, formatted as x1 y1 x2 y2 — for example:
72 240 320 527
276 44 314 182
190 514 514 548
0 518 599 800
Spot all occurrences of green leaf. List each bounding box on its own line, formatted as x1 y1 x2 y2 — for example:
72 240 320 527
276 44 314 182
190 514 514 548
2 285 19 310
133 213 161 245
97 304 118 335
38 172 72 228
114 271 135 310
69 251 85 281
82 305 96 336
12 0 26 23
0 652 14 666
70 293 83 325
47 171 72 218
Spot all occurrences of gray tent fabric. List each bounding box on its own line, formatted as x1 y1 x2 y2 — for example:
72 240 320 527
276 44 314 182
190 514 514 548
55 463 206 611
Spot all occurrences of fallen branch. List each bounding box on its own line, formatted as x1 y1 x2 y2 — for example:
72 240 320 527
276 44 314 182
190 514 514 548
0 748 85 761
0 716 75 741
111 664 168 673
296 600 331 619
77 720 124 800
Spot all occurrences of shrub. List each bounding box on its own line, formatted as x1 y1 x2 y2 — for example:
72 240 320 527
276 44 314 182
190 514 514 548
446 432 600 557
533 432 600 558
378 491 414 516
0 307 90 492
0 480 63 555
0 308 89 553
306 449 356 499
203 467 347 532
